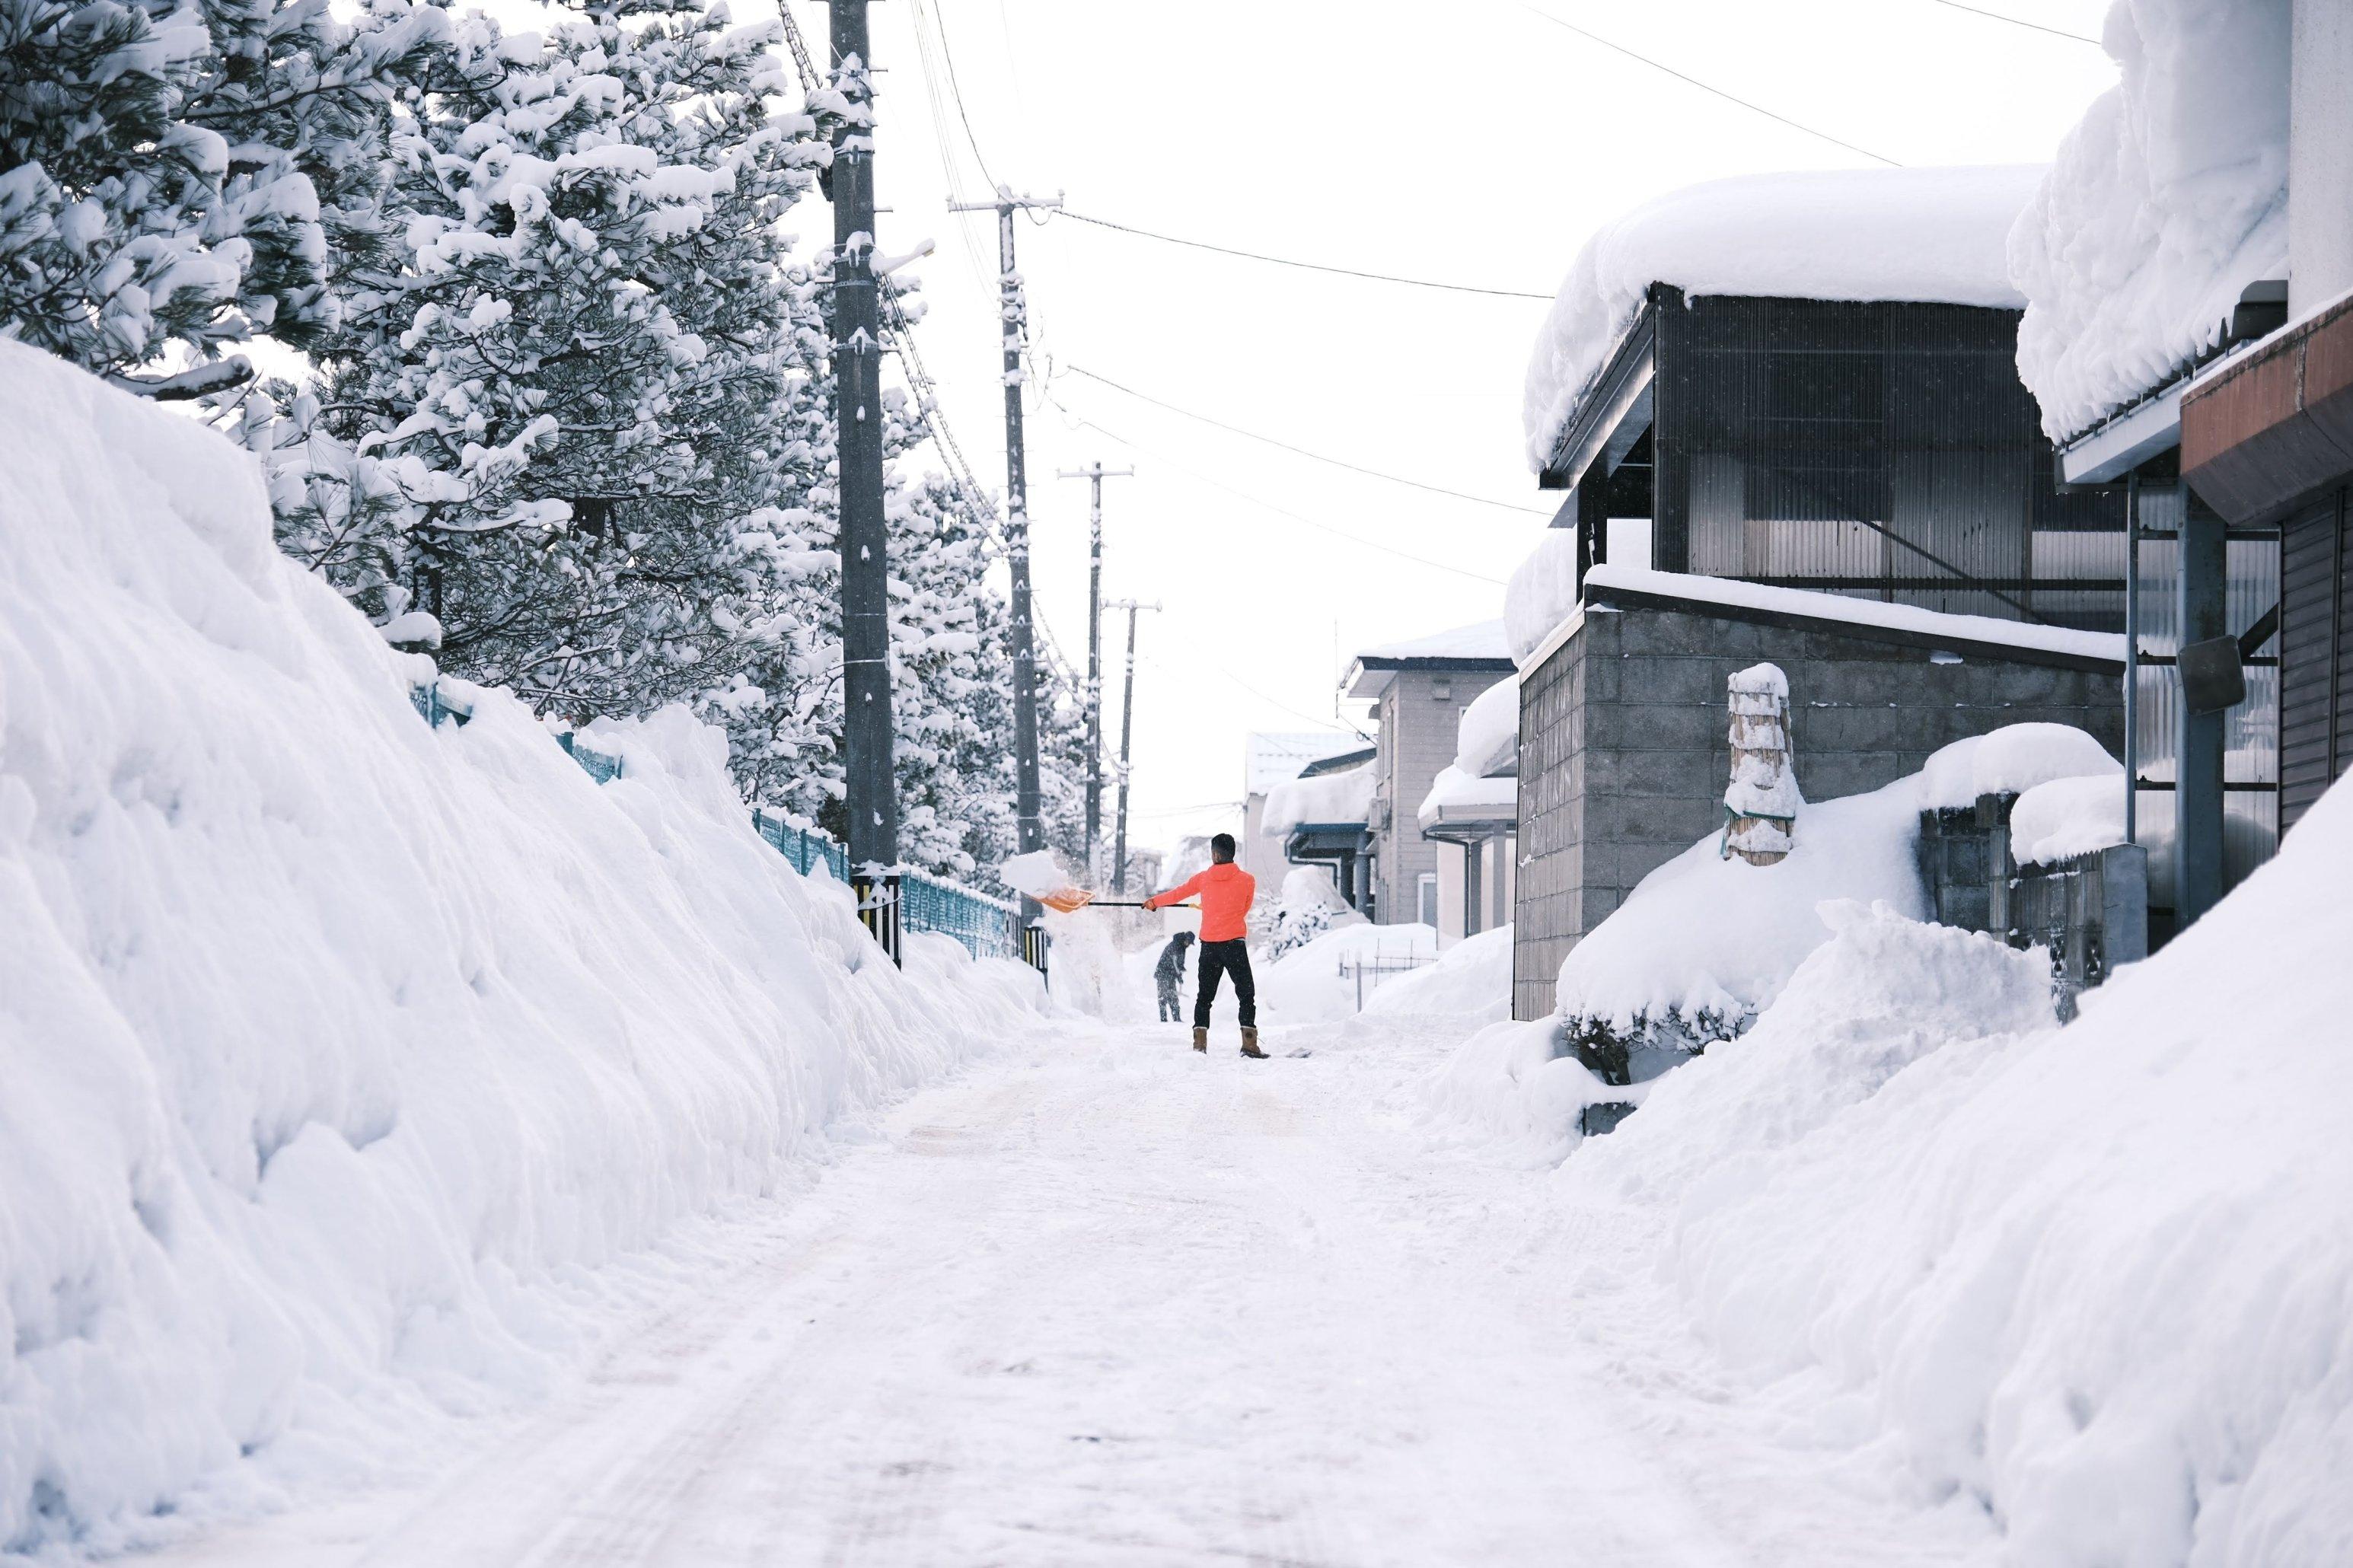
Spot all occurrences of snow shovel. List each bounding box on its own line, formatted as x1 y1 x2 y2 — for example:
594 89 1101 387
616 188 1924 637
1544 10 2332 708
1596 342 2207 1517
1033 890 1195 914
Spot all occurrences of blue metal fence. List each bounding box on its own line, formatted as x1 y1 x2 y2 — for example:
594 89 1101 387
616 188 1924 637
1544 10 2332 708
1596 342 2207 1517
411 684 1018 961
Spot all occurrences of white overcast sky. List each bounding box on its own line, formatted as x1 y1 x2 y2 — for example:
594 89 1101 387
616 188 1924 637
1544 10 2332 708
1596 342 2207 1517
770 0 2121 859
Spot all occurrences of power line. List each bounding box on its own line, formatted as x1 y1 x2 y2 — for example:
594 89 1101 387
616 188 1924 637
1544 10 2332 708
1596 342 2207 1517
921 0 1000 194
1524 7 1903 168
1063 365 1551 517
1037 385 1511 588
1925 0 2102 45
1053 209 1554 301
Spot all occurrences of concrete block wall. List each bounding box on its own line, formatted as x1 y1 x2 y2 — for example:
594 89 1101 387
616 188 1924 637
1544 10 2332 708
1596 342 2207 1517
1511 603 2125 1021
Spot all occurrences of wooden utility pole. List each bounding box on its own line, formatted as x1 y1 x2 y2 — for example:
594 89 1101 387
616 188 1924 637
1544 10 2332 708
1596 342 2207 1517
1057 461 1133 873
1107 598 1161 894
949 190 1060 946
827 0 898 960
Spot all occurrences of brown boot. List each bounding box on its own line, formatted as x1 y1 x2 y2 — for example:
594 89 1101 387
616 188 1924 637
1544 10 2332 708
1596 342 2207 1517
1239 1027 1267 1059
1191 1026 1209 1053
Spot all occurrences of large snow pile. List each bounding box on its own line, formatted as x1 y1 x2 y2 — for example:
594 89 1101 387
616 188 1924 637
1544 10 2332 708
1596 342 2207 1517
0 344 1040 1552
1258 922 1438 1025
1564 779 2353 1563
1261 763 1374 835
1556 777 1928 1046
2010 0 2291 440
1362 924 1513 1023
1523 166 2044 471
1262 865 1362 960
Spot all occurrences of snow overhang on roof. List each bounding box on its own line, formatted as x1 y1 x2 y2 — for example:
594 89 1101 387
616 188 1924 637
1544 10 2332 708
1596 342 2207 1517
1524 165 2044 480
2010 0 2290 446
1262 763 1376 837
1344 619 1514 700
1244 731 1373 796
1417 765 1518 835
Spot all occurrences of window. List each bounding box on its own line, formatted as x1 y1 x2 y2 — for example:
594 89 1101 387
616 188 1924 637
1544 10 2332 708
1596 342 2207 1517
1417 872 1438 928
1431 678 1453 700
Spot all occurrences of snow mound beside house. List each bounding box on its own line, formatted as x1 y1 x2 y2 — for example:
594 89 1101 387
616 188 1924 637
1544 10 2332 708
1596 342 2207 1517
1568 776 2353 1565
1362 923 1513 1023
1415 1017 1616 1168
0 343 1039 1553
1554 776 1930 1047
2010 0 2292 441
1523 165 2044 472
1257 921 1437 1024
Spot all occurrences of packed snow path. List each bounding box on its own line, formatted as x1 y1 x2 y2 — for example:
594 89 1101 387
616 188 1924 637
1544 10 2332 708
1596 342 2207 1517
146 1020 1990 1567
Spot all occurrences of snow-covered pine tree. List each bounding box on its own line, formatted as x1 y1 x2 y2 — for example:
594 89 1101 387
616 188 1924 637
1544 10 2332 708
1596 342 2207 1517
261 0 829 719
0 0 448 390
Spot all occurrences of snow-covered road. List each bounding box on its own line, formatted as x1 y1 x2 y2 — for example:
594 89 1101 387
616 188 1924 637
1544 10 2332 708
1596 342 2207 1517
142 1018 1994 1567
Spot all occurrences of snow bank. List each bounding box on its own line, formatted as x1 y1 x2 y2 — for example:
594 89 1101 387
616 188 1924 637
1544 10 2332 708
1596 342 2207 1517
2010 0 2291 440
1414 1018 1615 1168
1261 763 1373 835
1362 924 1514 1024
1504 530 1582 667
1524 166 2044 471
1453 674 1520 776
1567 776 2353 1563
1556 778 1928 1039
0 343 1038 1553
1258 922 1437 1025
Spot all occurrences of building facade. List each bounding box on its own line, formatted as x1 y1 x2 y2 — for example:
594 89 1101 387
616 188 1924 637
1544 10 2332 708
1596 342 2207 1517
1344 624 1515 928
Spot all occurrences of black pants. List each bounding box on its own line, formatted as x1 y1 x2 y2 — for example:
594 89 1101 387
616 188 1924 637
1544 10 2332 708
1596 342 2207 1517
1156 980 1182 1022
1194 939 1256 1028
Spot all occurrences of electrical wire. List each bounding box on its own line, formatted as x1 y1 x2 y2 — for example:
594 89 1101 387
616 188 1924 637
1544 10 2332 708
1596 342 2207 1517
1925 0 2102 45
1524 6 1903 167
1063 365 1551 517
1037 384 1512 587
923 0 1001 194
1052 209 1554 301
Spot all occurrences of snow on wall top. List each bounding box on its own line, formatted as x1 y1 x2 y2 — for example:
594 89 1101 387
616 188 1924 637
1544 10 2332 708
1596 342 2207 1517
1522 165 2045 472
1353 618 1513 664
2010 0 2291 443
1578 564 2128 665
1262 763 1375 836
1245 731 1369 795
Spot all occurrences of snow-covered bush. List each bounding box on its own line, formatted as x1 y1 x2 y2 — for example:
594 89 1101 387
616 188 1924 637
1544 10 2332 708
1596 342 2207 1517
1264 865 1362 960
0 340 1040 1553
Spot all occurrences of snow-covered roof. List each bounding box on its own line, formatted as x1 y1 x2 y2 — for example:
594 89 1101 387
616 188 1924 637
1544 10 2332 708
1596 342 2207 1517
2010 0 2291 444
1353 618 1513 666
1262 763 1375 836
1244 731 1369 796
1527 564 2126 671
1417 765 1517 831
1455 675 1520 778
1522 165 2045 473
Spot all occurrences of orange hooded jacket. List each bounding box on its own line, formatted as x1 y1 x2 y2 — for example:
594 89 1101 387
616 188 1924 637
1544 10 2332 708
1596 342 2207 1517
1146 862 1255 943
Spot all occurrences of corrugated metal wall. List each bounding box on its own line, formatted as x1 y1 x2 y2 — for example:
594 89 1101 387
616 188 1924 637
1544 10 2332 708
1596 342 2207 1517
1651 295 2126 629
2280 488 2351 829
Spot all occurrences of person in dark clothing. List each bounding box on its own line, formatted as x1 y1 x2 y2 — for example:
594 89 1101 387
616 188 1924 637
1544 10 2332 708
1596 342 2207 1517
1153 931 1196 1021
1144 833 1264 1057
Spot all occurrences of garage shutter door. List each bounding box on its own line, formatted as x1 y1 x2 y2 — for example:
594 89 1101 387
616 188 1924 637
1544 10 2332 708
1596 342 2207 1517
2280 489 2352 830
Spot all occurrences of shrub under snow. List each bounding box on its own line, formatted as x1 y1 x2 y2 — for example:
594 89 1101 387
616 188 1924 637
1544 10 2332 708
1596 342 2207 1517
0 343 1040 1553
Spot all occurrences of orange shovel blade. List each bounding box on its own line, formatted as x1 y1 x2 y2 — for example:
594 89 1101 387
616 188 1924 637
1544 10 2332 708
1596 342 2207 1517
1036 887 1097 913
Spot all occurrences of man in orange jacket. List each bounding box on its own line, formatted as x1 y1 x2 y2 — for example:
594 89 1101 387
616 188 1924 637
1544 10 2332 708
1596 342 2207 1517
1144 832 1266 1057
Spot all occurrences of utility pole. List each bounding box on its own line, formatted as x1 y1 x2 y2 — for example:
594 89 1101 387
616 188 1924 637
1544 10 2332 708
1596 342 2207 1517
827 0 898 961
1106 598 1161 895
949 189 1060 951
1057 462 1134 875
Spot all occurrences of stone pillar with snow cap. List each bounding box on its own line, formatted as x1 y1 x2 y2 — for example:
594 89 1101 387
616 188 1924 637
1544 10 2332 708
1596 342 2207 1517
1723 662 1799 865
